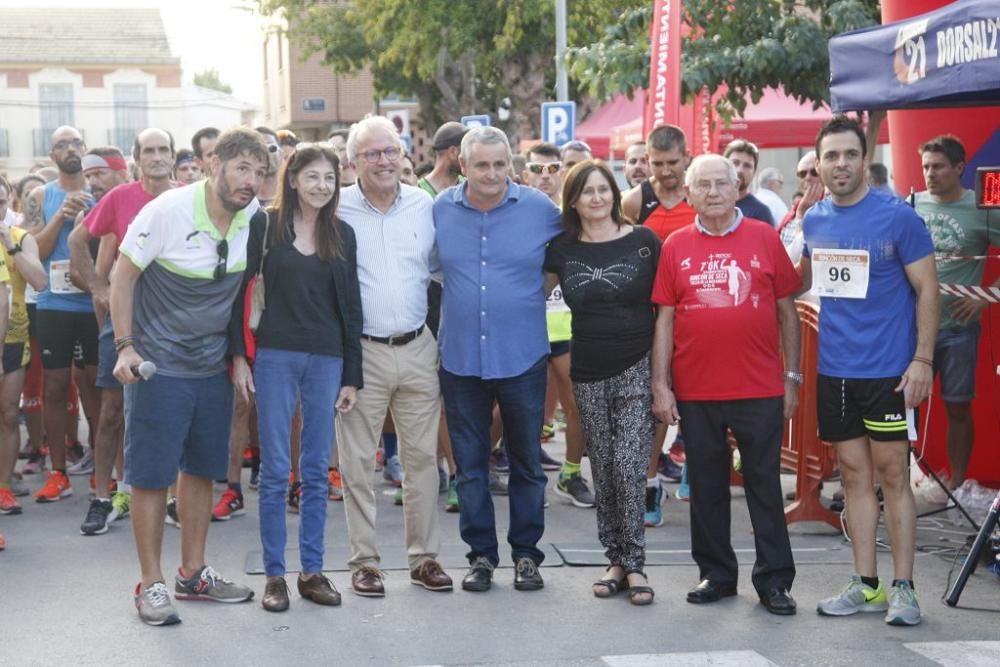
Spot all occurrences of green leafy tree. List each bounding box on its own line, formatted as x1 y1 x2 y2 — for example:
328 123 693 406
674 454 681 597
193 68 233 94
566 0 881 124
258 0 645 141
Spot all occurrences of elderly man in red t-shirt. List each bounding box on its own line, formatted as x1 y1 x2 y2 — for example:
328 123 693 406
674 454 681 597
650 153 802 616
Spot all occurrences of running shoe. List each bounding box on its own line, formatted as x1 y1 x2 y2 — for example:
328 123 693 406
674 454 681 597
211 488 245 521
0 487 22 515
241 447 253 468
165 496 181 528
643 484 664 527
66 441 85 466
669 434 686 465
66 448 94 476
541 423 556 442
816 575 888 616
287 481 301 513
87 474 115 497
382 455 403 487
488 467 509 496
22 452 45 475
112 490 131 520
8 475 29 498
446 479 459 513
656 453 683 482
676 463 690 501
886 581 921 626
134 582 181 626
394 487 403 506
328 468 343 501
175 565 254 603
492 444 510 473
80 498 117 535
539 448 562 472
248 468 260 491
34 470 72 503
555 473 596 508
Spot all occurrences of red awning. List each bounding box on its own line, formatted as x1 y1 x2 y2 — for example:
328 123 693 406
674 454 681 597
596 87 890 155
574 91 646 159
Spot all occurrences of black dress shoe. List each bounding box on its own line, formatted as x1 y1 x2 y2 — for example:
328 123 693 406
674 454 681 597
759 587 797 615
461 556 494 592
686 579 738 604
513 557 544 591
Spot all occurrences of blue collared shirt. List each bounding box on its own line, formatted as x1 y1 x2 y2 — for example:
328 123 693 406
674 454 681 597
434 180 562 379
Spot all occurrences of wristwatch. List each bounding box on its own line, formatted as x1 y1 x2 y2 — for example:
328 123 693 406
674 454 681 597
784 371 804 385
6 243 20 256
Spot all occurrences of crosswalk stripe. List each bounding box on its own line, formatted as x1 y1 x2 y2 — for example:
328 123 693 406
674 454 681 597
905 641 1000 666
602 651 778 667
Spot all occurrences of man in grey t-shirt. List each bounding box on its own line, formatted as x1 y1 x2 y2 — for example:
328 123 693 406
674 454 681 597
110 128 269 626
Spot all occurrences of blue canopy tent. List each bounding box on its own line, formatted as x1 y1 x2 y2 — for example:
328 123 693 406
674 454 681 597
829 0 1000 112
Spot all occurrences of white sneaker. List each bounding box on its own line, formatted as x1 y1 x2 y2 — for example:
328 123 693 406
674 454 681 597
66 449 94 476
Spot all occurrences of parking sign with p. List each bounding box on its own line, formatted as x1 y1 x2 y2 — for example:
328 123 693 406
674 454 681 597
541 102 576 147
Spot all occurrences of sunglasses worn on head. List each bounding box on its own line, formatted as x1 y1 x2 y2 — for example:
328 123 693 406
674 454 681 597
295 141 333 152
797 168 819 179
527 162 561 175
214 239 229 281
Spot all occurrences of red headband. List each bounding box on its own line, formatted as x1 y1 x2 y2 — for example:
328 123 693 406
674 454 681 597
82 154 128 173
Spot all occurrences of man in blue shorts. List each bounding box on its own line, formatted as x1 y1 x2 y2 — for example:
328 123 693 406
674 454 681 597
799 116 939 627
110 127 269 626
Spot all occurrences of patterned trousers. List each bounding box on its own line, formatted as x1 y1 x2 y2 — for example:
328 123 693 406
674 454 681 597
572 353 655 571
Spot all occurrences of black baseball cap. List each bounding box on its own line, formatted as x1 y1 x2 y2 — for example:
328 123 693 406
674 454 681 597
432 122 469 151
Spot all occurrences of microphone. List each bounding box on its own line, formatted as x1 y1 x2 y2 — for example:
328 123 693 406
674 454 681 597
131 360 157 380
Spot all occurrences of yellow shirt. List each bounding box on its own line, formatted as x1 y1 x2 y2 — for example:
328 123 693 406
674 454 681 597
1 227 29 345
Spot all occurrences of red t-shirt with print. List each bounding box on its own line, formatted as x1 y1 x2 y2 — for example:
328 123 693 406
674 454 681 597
651 217 800 401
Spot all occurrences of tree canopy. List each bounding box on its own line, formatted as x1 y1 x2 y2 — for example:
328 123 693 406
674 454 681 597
565 0 881 123
193 68 233 95
258 0 646 141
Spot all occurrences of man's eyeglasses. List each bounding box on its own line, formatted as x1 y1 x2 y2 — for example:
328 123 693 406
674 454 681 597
214 239 229 281
356 146 402 164
52 139 85 152
527 162 561 175
796 168 819 179
691 179 736 194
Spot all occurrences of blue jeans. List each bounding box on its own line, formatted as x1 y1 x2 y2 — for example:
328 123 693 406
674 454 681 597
254 348 343 577
440 356 548 566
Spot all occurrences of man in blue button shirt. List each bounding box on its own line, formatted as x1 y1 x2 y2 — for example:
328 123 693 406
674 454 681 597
434 126 561 592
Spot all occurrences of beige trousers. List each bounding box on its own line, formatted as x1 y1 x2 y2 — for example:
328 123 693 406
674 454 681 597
337 328 441 571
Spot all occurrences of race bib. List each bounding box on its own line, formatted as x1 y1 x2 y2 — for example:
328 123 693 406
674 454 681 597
49 259 83 295
546 283 570 313
811 249 870 299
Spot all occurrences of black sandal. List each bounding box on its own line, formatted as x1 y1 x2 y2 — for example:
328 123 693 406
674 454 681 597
592 566 626 598
625 570 655 606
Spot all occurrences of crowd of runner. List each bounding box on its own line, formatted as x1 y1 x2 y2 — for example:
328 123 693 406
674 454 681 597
0 112 989 630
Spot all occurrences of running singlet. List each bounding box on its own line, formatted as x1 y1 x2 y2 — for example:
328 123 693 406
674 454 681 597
38 181 92 312
636 181 696 241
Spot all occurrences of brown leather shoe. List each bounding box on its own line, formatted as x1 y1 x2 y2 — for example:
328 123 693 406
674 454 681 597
351 566 385 597
297 573 341 606
262 577 290 612
410 559 453 592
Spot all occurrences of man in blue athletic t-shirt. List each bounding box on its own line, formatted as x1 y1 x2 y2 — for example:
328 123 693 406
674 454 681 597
799 116 938 627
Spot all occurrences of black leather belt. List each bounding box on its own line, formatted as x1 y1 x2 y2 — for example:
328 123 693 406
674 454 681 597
362 325 424 346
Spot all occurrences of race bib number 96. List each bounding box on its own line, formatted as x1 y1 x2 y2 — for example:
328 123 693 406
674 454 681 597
811 249 870 299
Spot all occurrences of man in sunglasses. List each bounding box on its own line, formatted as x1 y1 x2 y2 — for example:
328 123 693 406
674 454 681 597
22 126 101 504
110 128 269 626
68 129 176 536
777 151 825 258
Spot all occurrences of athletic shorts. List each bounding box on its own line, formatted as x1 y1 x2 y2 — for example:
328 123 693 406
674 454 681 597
36 310 99 370
2 342 29 374
817 374 917 443
96 317 121 390
933 325 979 403
124 371 234 489
549 340 570 358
